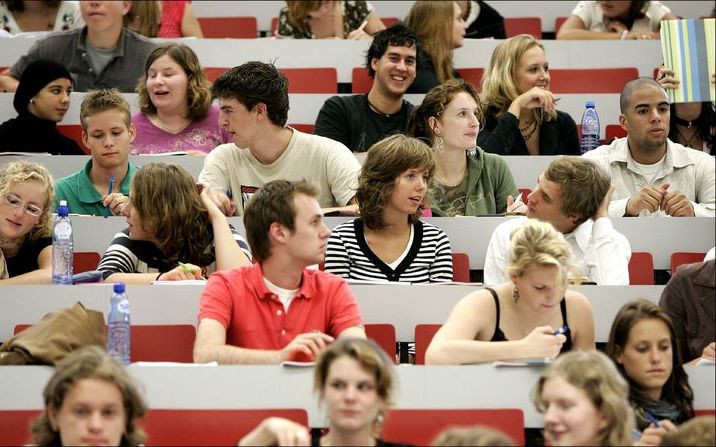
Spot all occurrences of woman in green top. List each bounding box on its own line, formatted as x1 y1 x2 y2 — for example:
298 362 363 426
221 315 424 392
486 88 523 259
409 79 522 216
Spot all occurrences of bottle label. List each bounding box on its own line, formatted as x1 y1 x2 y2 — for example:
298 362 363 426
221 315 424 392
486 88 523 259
117 301 130 313
54 221 72 239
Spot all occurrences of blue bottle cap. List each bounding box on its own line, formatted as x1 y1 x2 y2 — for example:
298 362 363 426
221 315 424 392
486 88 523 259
113 283 126 294
57 200 69 217
585 100 596 108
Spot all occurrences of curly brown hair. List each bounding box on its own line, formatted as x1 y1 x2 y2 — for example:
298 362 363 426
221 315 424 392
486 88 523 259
137 43 213 120
357 134 435 230
31 346 147 446
130 163 214 267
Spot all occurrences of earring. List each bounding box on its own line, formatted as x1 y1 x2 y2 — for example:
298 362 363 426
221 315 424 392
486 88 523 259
29 99 35 104
468 145 478 157
512 286 520 304
434 137 444 153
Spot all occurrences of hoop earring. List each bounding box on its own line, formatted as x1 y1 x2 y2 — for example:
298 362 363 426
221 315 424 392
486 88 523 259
512 286 520 304
434 137 444 153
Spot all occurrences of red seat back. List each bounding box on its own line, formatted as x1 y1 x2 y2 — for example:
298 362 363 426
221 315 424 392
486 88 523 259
205 67 337 93
57 124 88 154
457 68 484 91
671 252 706 275
452 252 470 283
14 324 196 363
606 124 627 141
550 68 639 94
364 323 397 363
143 409 307 446
555 17 568 34
414 324 441 365
197 17 257 38
628 252 654 285
382 17 399 28
0 410 42 446
504 17 542 39
204 67 228 83
382 408 525 446
351 67 372 94
74 251 100 274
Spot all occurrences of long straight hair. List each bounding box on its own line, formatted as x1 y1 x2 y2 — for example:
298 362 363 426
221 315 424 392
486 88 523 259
405 1 458 84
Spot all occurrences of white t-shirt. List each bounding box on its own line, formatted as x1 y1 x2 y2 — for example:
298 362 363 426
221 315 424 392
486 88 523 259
571 1 671 33
0 0 83 34
199 128 361 216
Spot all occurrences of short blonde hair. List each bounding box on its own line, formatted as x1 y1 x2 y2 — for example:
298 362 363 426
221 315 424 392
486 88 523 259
432 425 515 446
79 89 131 131
533 351 635 446
481 34 556 122
507 219 576 285
0 160 54 240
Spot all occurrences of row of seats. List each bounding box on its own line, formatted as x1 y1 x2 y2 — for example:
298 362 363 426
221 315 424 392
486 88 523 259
1 407 527 446
195 16 571 39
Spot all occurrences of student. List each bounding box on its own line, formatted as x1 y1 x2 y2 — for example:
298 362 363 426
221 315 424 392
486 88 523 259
0 59 84 155
276 0 385 39
30 345 147 446
558 1 675 40
583 77 715 217
198 61 360 217
132 43 229 154
325 134 453 283
659 416 716 446
457 0 506 39
0 0 83 34
426 219 595 365
606 300 694 433
194 180 366 365
315 24 419 152
0 160 54 284
404 0 466 94
0 0 155 92
431 426 514 446
53 89 137 216
408 79 520 216
479 34 580 156
124 0 203 38
533 351 635 446
483 157 631 286
239 338 400 446
97 163 251 284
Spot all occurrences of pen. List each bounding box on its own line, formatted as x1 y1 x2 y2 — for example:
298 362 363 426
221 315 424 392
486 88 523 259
644 411 661 428
513 192 523 204
104 176 115 218
552 325 569 336
226 189 232 199
178 262 193 274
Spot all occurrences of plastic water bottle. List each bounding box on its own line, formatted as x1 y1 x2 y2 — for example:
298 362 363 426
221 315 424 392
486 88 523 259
108 283 131 365
580 100 600 154
51 200 73 285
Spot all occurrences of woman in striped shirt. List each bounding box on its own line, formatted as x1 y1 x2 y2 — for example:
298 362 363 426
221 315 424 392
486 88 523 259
325 134 453 283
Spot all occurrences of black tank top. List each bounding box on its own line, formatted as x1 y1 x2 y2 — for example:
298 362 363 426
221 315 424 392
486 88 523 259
485 287 573 354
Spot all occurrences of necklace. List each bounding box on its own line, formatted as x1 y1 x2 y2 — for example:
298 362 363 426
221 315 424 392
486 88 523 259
366 96 395 117
672 115 696 128
153 115 190 133
675 126 699 148
520 120 538 141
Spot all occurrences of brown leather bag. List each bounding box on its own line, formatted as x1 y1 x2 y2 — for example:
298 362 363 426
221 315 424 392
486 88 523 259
0 302 105 365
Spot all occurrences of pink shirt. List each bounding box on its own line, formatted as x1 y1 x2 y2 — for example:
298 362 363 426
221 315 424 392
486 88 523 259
131 104 229 154
158 0 186 38
198 263 364 351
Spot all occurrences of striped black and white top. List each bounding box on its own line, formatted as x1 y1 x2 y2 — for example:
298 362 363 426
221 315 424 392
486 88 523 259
98 226 251 279
325 219 453 283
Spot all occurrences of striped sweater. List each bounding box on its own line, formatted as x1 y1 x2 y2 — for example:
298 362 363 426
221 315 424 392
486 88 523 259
325 219 453 283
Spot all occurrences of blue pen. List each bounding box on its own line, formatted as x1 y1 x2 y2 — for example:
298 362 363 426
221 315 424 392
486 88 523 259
226 189 232 199
552 325 569 336
104 176 115 218
644 411 661 428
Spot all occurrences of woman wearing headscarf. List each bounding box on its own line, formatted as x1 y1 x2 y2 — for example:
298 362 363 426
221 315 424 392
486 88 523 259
0 59 84 155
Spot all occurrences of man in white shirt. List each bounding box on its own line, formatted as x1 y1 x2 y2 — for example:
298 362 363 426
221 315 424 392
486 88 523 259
484 157 631 285
583 77 715 218
199 61 361 217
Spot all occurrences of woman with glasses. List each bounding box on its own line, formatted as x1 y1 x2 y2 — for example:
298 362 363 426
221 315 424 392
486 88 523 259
0 160 54 284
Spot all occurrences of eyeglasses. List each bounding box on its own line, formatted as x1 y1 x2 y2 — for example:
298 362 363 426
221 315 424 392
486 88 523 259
3 194 44 217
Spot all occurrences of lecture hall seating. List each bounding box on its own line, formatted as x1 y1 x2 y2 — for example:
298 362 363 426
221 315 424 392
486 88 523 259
414 323 441 365
670 252 707 275
197 16 258 38
364 323 397 363
204 67 338 93
382 408 525 446
628 252 655 286
14 324 197 363
452 252 471 283
549 68 639 94
504 17 543 39
0 410 42 446
74 251 100 274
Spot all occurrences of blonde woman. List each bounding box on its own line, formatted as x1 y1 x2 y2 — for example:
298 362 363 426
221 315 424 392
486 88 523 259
479 35 579 156
405 0 466 93
426 219 595 364
276 0 384 39
533 351 635 446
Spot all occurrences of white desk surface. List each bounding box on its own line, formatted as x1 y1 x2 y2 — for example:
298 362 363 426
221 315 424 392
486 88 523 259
0 363 712 428
48 215 716 270
0 283 665 342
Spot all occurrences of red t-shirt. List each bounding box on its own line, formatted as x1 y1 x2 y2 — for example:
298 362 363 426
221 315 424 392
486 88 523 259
198 263 364 350
158 0 187 38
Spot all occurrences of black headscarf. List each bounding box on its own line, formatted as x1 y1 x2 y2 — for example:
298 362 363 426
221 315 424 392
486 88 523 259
13 59 73 115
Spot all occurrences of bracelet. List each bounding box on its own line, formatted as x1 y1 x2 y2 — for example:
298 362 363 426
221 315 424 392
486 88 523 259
620 30 628 40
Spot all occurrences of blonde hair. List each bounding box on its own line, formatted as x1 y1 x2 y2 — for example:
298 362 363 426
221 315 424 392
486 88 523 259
659 416 715 446
124 0 161 37
79 89 132 131
405 1 459 84
32 346 147 446
507 219 576 286
432 426 514 446
533 351 635 446
0 160 54 241
481 34 556 122
285 0 324 34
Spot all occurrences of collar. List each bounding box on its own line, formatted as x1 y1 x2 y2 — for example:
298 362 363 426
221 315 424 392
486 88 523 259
564 218 594 253
252 262 316 301
77 160 135 205
693 260 716 288
608 138 696 173
77 26 126 57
